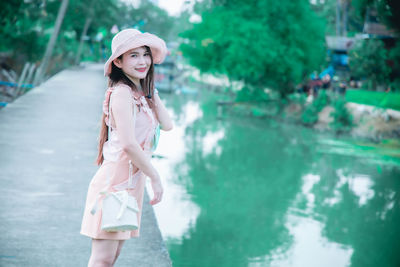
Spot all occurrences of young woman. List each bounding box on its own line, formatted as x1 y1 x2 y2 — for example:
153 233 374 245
80 29 173 266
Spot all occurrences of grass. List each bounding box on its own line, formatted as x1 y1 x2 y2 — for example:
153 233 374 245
345 89 400 111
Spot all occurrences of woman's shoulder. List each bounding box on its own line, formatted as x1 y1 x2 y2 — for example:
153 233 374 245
112 83 142 98
110 83 143 108
110 83 135 99
112 82 132 93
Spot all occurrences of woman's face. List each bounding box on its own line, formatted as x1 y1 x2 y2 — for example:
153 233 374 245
114 46 152 81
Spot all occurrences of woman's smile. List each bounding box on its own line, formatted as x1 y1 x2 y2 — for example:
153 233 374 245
135 67 147 72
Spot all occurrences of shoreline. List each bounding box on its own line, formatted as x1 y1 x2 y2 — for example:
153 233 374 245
313 102 400 141
224 99 400 142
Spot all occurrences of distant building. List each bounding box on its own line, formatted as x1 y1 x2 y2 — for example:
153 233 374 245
325 7 397 70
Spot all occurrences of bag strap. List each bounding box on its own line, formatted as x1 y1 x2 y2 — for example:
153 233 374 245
107 91 112 138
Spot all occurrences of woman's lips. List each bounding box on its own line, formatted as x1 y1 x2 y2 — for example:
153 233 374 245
136 68 147 72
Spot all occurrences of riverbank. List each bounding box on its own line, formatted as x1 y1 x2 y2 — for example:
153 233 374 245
316 102 400 140
186 69 400 142
216 91 400 142
281 99 400 141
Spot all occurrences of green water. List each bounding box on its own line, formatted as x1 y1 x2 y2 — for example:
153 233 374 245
152 90 400 267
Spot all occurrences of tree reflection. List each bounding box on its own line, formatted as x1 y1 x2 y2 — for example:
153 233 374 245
167 95 310 266
309 155 400 267
162 92 400 267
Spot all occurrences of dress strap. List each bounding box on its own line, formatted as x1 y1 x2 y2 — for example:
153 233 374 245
107 91 113 138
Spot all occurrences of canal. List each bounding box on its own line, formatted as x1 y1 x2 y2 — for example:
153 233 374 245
150 89 400 267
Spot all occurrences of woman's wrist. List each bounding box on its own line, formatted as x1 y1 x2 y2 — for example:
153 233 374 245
149 169 161 182
153 92 162 108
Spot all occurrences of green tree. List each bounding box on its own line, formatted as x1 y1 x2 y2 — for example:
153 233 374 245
348 39 390 90
351 0 400 32
0 0 176 77
389 42 400 91
0 1 57 65
180 0 326 99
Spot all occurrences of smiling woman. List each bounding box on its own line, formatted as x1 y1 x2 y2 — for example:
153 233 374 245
114 47 152 82
79 29 173 266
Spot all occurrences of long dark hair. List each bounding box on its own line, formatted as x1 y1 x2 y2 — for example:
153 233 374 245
96 46 155 165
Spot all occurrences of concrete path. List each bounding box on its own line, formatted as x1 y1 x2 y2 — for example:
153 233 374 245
0 64 172 267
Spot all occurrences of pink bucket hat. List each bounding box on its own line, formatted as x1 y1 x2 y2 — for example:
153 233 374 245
103 29 168 76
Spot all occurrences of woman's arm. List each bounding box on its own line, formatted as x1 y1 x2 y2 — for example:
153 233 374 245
111 86 163 204
153 91 173 131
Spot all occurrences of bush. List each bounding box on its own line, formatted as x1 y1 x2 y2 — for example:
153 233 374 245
301 90 329 125
301 103 319 125
235 85 270 102
329 97 354 133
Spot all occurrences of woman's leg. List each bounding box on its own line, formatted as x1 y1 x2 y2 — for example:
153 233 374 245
111 240 126 266
88 239 119 267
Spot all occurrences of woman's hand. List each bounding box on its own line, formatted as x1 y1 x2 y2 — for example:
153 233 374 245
149 177 163 205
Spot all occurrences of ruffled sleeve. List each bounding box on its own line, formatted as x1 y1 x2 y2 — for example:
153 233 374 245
102 87 115 127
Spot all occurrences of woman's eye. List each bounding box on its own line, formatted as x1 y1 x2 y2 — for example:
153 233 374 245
131 54 137 57
144 53 150 56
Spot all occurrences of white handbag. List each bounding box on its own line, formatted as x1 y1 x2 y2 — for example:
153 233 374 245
90 159 140 232
90 90 140 232
101 188 139 232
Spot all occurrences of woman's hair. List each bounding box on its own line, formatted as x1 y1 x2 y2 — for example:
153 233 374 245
95 46 155 165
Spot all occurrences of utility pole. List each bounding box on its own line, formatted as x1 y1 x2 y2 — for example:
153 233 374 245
75 0 95 65
336 0 341 36
34 0 69 85
342 0 348 36
75 17 92 65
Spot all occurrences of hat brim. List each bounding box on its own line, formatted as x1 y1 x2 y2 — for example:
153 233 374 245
104 32 167 77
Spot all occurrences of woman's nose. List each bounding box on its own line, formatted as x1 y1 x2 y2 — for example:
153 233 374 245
138 55 146 64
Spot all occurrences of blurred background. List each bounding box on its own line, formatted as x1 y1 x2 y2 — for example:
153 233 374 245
1 0 400 267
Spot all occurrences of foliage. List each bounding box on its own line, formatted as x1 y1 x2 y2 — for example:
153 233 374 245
0 0 176 75
235 85 271 103
122 1 175 41
348 39 390 90
388 41 400 92
313 90 330 112
180 0 326 99
352 0 400 32
301 102 320 125
301 90 329 126
330 96 354 133
288 92 307 106
348 0 400 92
0 1 55 64
312 0 365 35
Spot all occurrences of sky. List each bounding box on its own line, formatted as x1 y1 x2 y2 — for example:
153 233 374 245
122 0 186 16
158 0 186 16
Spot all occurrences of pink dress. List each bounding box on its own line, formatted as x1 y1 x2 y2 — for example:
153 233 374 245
80 83 158 240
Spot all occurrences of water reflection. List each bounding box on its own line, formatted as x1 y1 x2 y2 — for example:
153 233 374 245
152 91 400 267
262 215 354 267
149 101 203 240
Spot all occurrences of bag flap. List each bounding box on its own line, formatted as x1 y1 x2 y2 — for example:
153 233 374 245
109 191 139 212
